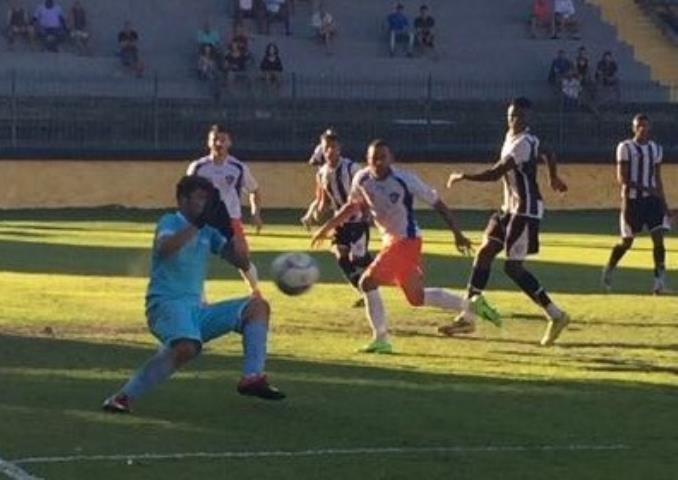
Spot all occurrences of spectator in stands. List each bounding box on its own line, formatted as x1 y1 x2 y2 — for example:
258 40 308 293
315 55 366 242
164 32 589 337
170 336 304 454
68 0 89 55
234 0 265 33
311 2 336 54
575 46 591 84
32 0 67 52
595 50 620 102
197 19 221 52
230 21 251 55
260 41 283 87
264 0 291 36
223 39 254 84
413 4 435 56
5 0 34 49
118 21 144 78
547 49 572 91
529 0 551 39
561 69 582 110
387 2 414 57
197 43 218 81
552 0 579 39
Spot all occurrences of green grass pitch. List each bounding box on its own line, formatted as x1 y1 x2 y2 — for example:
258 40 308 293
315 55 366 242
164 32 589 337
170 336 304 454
0 209 676 480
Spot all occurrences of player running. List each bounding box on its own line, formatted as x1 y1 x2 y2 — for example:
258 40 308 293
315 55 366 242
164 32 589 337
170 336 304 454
602 113 674 294
102 175 284 413
311 139 500 354
303 130 372 307
300 128 333 229
187 124 262 297
440 97 570 346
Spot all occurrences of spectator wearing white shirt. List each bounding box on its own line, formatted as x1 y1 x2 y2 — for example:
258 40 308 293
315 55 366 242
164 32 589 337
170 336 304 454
561 69 581 110
233 0 266 33
32 0 67 51
264 0 290 35
552 0 579 39
311 2 336 54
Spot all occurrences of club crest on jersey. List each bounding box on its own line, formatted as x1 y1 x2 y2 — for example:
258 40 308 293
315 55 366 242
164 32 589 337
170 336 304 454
389 192 400 204
224 175 236 185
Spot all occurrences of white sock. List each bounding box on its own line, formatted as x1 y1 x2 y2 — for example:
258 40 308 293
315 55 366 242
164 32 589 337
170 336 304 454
364 289 388 340
424 288 470 313
240 263 259 293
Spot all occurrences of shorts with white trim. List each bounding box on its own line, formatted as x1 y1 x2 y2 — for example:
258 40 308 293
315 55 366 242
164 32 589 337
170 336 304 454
332 222 370 259
620 196 670 238
484 212 540 261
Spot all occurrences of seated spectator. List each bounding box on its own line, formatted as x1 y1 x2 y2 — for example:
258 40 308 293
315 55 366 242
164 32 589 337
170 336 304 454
230 21 250 55
529 0 551 39
575 45 591 85
561 69 582 110
234 0 265 33
413 4 435 54
118 21 144 78
387 2 414 57
5 0 34 50
197 43 218 81
197 19 221 51
311 2 336 54
222 40 254 84
547 49 572 90
552 0 579 39
264 0 291 36
595 50 620 102
260 42 283 87
32 0 67 52
68 0 89 55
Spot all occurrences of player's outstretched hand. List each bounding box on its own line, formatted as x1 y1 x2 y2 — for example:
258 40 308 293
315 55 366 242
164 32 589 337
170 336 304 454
550 175 568 193
252 213 263 235
310 230 326 249
447 172 464 188
454 233 474 256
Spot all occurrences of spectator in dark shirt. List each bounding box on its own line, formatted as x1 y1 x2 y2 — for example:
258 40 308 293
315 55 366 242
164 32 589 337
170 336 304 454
575 46 590 84
223 40 253 80
68 0 89 55
595 50 620 101
387 2 414 57
414 4 435 54
230 21 250 55
260 42 283 87
264 0 290 36
6 0 34 49
547 49 572 91
233 0 266 33
118 21 144 78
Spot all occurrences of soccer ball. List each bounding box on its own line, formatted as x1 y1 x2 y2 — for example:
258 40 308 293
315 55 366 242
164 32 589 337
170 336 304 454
271 252 320 296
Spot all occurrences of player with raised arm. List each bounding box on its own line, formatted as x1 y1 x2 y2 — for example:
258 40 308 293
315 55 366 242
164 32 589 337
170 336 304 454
303 130 372 307
440 97 570 346
102 176 284 413
187 124 263 297
311 139 500 354
602 114 674 294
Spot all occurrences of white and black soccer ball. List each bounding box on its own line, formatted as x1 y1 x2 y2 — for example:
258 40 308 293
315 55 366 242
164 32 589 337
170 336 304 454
271 252 320 296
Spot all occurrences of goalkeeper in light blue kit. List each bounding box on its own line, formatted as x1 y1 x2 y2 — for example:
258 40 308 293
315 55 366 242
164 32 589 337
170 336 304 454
102 175 284 413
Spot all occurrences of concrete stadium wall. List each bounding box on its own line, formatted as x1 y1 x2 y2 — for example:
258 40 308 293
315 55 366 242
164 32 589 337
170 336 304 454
1 161 677 210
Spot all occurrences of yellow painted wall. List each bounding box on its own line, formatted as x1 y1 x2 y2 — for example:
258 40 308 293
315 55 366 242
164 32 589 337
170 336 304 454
1 160 676 210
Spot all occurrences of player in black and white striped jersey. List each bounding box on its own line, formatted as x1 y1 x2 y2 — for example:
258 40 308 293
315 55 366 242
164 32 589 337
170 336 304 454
603 114 674 294
441 97 570 346
304 130 373 307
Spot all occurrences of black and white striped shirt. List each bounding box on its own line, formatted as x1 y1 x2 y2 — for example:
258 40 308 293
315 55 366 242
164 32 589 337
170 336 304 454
616 139 663 199
500 130 544 219
317 157 362 222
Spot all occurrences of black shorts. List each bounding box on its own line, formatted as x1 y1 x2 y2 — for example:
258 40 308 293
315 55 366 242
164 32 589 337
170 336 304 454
620 196 670 238
332 222 370 258
484 212 540 261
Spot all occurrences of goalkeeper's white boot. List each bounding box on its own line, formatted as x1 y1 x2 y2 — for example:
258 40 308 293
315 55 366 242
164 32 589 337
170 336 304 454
102 393 131 414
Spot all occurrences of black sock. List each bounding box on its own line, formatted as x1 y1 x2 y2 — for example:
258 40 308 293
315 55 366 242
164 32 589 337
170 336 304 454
338 256 360 288
467 267 490 298
607 243 630 270
653 244 666 278
507 266 552 308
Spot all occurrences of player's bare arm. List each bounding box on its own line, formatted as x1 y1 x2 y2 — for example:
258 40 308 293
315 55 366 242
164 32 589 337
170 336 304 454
540 148 568 193
156 224 199 259
311 201 360 248
447 157 516 187
432 200 473 255
250 189 263 234
220 239 250 271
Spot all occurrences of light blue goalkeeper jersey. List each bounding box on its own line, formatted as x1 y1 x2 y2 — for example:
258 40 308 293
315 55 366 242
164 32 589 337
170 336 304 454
145 212 226 307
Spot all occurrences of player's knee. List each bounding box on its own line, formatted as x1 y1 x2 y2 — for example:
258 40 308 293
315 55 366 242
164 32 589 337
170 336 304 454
359 275 378 293
242 297 271 324
504 260 523 279
172 340 201 364
618 237 634 250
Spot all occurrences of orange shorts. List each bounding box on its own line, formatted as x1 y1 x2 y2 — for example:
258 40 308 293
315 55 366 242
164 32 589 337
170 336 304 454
364 237 423 287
